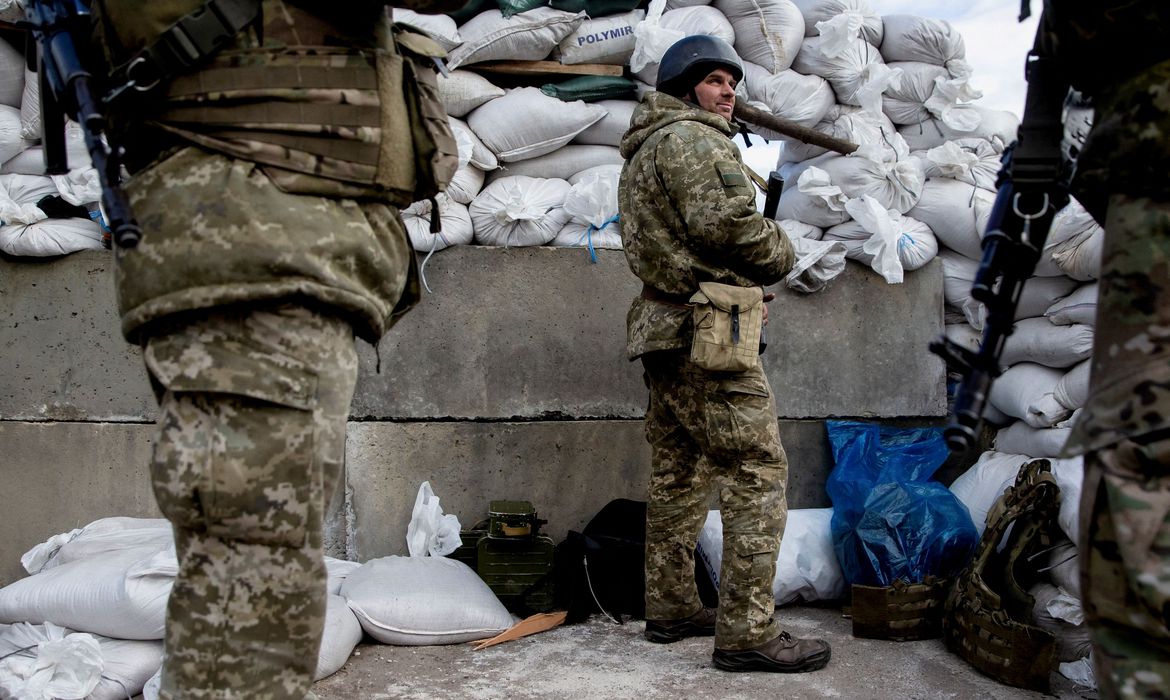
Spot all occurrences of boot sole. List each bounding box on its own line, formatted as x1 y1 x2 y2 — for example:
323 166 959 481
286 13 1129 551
644 624 717 644
711 646 831 673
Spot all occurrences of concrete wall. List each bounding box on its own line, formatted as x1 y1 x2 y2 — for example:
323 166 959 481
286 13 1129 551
0 247 946 585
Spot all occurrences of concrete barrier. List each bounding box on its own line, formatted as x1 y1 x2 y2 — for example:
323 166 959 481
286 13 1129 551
1 247 946 583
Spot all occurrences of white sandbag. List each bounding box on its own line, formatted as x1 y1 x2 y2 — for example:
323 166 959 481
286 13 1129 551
1015 276 1080 322
907 178 993 260
630 1 735 84
0 37 23 109
776 104 899 166
325 557 363 596
879 14 967 73
51 167 102 208
882 62 981 129
1046 282 1098 326
447 164 485 205
554 166 622 254
713 0 805 73
813 149 924 213
486 145 622 182
0 622 163 700
779 218 823 240
1062 93 1093 163
948 451 1030 535
392 9 463 51
556 10 644 65
1030 583 1092 663
447 8 585 69
785 237 848 293
989 362 1071 429
667 0 712 7
448 117 497 171
470 175 572 246
1054 359 1092 411
742 63 835 133
898 107 1019 152
776 163 851 227
21 517 172 576
402 195 474 253
823 196 935 283
944 321 981 354
1047 540 1081 599
1000 318 1094 369
0 544 174 640
697 509 846 606
994 420 1072 459
790 0 882 45
0 217 104 256
1047 200 1102 281
939 250 985 328
915 138 1001 194
316 594 363 680
340 556 513 645
467 87 606 163
790 35 896 112
569 163 622 187
574 100 638 147
437 70 504 118
19 66 39 141
1047 455 1084 543
0 104 26 166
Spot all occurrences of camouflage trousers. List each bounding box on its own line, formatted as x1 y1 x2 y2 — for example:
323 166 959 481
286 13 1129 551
1081 430 1170 700
144 303 359 700
641 351 787 650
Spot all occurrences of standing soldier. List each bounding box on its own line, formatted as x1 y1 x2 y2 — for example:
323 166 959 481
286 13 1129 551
89 1 459 697
618 34 831 672
1038 1 1170 697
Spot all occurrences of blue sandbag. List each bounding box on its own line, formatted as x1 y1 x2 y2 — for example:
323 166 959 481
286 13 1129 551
825 420 977 587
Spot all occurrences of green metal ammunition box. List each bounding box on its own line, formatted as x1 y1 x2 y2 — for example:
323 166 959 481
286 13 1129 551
477 533 556 613
449 527 487 570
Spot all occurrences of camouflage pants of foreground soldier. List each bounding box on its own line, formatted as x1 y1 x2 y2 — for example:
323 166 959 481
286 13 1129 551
642 351 787 650
144 303 359 700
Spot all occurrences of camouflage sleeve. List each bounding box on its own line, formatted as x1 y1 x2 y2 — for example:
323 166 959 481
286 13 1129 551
655 129 795 285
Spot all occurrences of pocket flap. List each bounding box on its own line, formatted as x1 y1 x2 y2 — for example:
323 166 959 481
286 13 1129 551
696 281 763 313
394 25 448 59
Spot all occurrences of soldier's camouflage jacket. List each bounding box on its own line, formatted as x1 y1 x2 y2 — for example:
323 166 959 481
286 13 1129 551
618 92 794 360
1037 0 1170 453
93 1 459 343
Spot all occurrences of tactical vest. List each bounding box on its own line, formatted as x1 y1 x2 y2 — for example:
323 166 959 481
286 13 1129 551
94 0 457 207
943 459 1061 693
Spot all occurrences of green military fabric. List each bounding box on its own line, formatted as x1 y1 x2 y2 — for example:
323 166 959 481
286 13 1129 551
619 89 795 651
618 91 794 360
641 353 787 649
1081 432 1170 699
1038 2 1170 697
145 302 358 699
115 146 418 345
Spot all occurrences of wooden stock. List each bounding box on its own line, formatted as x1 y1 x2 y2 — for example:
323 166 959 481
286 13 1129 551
733 102 859 156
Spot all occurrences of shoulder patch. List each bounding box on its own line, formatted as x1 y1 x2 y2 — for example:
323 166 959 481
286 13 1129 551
715 161 748 188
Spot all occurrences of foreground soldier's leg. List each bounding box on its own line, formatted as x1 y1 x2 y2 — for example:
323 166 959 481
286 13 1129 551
1081 433 1170 699
147 304 358 699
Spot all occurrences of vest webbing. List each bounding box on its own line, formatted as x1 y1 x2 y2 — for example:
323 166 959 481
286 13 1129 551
943 459 1060 693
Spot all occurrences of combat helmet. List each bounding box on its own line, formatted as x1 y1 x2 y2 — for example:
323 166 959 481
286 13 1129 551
656 35 743 99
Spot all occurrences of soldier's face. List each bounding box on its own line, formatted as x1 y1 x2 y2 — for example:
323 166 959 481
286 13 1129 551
690 68 737 121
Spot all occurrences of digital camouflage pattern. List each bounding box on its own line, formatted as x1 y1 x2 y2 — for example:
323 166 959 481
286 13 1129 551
619 90 794 649
145 303 358 700
641 353 787 650
1040 2 1170 697
618 91 794 360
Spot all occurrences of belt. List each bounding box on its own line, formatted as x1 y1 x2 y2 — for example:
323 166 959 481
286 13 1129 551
640 284 692 306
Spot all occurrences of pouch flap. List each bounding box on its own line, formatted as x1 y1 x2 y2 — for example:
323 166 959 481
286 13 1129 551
394 25 449 59
694 282 763 313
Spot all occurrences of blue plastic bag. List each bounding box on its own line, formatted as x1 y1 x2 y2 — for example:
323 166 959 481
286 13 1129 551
825 420 977 586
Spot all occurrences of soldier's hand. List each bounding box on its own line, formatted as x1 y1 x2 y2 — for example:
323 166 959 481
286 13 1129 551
763 292 775 326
